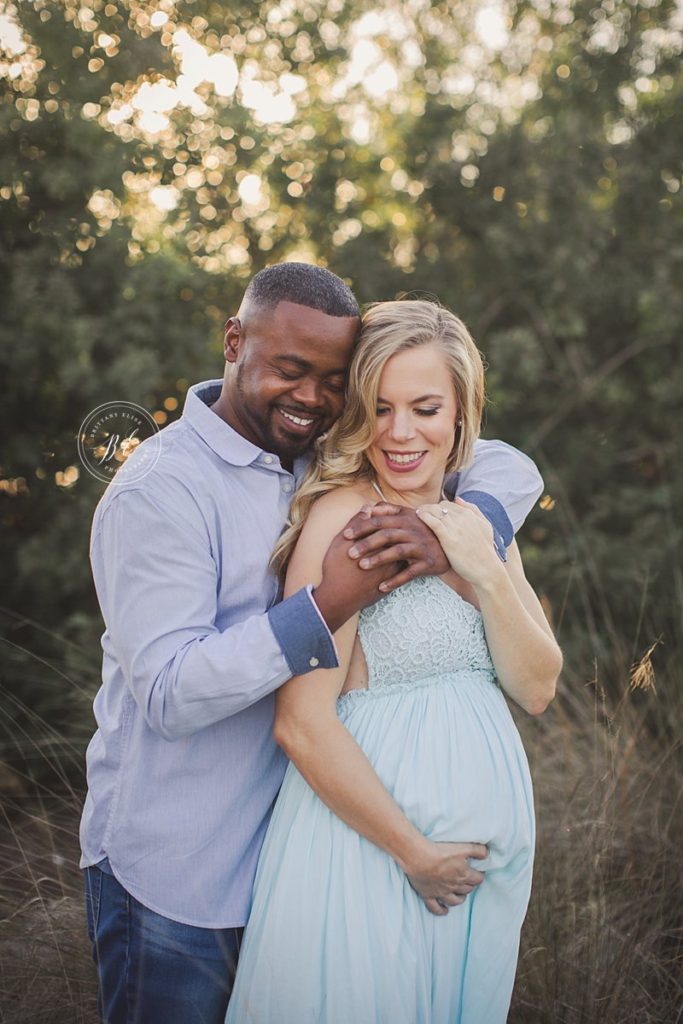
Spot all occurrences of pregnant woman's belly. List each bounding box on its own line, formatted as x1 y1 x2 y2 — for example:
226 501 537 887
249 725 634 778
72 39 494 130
337 670 535 871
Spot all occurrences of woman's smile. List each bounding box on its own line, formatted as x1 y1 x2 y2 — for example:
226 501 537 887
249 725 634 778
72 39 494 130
381 450 428 472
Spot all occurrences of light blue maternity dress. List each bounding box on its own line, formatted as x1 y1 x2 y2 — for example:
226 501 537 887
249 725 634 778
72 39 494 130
227 575 535 1023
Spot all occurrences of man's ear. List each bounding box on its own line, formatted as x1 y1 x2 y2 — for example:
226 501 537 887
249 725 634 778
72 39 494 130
224 317 242 363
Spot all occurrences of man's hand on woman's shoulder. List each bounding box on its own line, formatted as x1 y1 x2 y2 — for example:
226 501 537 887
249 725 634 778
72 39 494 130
340 501 450 590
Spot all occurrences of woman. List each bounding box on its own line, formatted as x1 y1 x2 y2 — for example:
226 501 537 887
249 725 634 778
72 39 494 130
226 300 561 1023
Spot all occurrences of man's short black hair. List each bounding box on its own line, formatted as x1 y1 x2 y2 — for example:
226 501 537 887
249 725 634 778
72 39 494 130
242 263 360 318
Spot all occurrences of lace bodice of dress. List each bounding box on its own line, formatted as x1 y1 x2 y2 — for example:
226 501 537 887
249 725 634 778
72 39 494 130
357 575 495 689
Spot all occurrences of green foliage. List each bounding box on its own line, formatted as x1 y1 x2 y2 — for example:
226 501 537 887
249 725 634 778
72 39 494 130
1 0 681 748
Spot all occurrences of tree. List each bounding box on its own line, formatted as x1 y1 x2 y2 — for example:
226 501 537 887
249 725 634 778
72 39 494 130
1 0 681 780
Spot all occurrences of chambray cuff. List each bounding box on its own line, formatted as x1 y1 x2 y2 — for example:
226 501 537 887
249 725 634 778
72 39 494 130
459 490 513 563
268 586 339 676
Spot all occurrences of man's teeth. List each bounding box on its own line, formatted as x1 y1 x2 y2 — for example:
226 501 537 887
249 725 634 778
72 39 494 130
281 410 314 426
386 451 425 465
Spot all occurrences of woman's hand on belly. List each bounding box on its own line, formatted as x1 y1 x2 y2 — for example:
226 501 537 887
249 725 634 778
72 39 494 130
401 837 488 916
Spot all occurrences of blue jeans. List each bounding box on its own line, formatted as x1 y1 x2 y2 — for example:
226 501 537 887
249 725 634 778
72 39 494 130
84 863 242 1024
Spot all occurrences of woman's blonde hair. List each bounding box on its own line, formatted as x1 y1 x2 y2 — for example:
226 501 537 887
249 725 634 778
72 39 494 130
271 298 485 575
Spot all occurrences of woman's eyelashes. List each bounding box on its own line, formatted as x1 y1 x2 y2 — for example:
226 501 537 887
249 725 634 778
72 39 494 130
375 406 441 417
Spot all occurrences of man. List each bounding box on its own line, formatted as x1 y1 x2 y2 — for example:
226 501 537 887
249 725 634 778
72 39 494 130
81 263 542 1023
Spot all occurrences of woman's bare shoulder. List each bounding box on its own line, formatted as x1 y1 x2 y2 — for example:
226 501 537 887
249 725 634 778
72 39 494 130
307 483 375 523
292 483 374 556
285 483 376 593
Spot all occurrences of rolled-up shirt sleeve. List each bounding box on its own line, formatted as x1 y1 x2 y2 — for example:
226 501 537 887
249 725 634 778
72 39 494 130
91 489 337 741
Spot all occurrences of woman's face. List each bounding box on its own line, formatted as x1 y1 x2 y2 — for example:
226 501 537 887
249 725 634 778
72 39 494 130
366 343 459 506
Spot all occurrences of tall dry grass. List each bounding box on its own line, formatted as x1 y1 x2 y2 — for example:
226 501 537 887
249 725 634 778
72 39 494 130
510 661 683 1023
1 635 681 1023
0 617 99 1024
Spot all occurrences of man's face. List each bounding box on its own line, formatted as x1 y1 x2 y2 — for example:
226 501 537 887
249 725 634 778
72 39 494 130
224 300 360 463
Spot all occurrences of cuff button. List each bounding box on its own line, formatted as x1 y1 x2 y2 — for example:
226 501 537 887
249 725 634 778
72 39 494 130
309 656 320 667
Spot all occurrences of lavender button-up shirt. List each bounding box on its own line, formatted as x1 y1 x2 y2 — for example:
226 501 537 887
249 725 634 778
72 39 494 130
79 380 542 927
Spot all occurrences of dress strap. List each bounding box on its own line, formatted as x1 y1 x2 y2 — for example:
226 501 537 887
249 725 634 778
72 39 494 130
371 479 388 502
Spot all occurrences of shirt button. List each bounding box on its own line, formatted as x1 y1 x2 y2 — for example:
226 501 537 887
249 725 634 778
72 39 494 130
283 483 293 493
309 657 319 667
263 455 273 464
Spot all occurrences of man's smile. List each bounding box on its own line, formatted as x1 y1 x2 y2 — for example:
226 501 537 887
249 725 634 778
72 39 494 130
279 408 315 426
276 406 318 435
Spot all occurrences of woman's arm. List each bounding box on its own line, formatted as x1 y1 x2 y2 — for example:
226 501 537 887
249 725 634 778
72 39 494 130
417 498 562 715
275 490 488 916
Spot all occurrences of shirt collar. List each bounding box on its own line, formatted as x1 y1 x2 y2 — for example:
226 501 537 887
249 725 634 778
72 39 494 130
183 380 309 478
183 380 263 468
